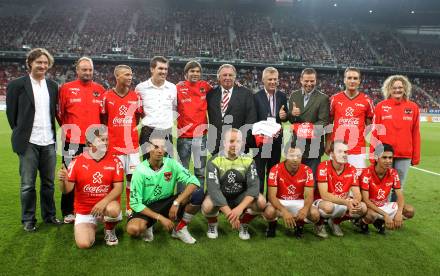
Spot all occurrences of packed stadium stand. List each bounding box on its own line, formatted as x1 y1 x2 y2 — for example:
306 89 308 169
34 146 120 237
0 0 439 109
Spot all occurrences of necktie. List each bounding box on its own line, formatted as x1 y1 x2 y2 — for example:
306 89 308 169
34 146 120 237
221 89 230 116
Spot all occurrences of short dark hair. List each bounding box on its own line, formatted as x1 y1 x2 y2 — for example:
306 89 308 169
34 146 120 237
301 68 317 78
344 67 361 78
374 143 394 157
150 56 169 69
26 48 54 71
184 60 202 75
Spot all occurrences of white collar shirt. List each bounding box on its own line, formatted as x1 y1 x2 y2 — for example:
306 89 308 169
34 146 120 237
29 75 54 145
135 78 177 129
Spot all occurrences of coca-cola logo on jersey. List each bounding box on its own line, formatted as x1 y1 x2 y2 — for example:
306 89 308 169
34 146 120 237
83 184 110 194
338 117 359 126
112 116 133 126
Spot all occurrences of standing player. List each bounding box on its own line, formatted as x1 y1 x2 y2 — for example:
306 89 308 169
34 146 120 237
315 141 367 237
326 67 374 172
57 56 106 224
136 56 176 159
101 65 143 217
202 128 266 240
264 146 320 239
359 144 415 234
58 125 124 248
126 135 200 244
176 60 212 226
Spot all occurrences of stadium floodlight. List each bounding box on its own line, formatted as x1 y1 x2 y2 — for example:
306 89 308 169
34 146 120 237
369 10 373 14
411 10 415 14
333 3 337 7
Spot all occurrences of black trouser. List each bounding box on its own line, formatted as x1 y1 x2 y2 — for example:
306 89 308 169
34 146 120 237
129 196 184 227
139 126 173 160
18 143 57 224
254 139 282 194
61 142 85 216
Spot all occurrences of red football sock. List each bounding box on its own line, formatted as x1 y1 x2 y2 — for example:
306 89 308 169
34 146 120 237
125 187 131 210
207 217 218 224
333 215 349 225
105 221 118 230
296 219 305 227
175 220 187 231
240 213 256 224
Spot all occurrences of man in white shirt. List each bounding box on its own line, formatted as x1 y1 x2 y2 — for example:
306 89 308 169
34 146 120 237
6 48 62 232
136 56 177 159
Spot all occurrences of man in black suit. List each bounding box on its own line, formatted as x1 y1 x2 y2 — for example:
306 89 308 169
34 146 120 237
253 67 288 193
207 64 257 155
285 68 330 177
6 48 61 232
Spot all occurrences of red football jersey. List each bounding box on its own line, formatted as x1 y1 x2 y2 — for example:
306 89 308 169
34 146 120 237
101 89 143 154
268 163 314 200
176 80 212 138
68 152 124 215
317 160 359 199
330 91 374 154
360 165 401 207
57 79 105 144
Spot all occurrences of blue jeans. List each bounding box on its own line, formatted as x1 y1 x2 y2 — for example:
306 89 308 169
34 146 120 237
391 158 411 202
18 143 57 224
177 136 207 205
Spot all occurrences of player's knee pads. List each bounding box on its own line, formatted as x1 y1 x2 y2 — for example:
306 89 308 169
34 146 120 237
318 208 332 218
201 208 219 218
190 188 205 206
104 212 123 222
246 207 261 216
331 204 347 218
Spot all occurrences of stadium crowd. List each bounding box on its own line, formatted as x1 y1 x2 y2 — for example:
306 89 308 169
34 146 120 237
1 62 438 110
1 2 440 70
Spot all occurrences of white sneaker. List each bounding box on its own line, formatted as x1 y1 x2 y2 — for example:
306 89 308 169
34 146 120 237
63 214 75 224
314 224 329 238
125 209 133 218
239 223 250 240
328 219 344 237
172 226 196 244
207 223 218 239
104 229 118 246
142 226 154 242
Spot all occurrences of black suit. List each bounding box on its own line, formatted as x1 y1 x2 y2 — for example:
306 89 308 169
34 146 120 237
288 89 329 179
6 75 58 154
253 89 288 192
6 75 59 225
207 85 257 154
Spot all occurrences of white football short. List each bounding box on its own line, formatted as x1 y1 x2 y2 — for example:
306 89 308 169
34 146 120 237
117 152 140 175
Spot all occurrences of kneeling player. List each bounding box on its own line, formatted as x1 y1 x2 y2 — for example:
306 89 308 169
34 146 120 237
202 128 266 240
359 144 415 234
264 146 320 239
314 141 367 237
126 135 200 244
58 125 124 248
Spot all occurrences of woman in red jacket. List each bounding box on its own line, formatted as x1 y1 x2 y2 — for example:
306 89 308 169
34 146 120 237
370 75 420 201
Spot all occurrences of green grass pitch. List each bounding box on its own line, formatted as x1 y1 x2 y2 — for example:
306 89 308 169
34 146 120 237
0 112 439 275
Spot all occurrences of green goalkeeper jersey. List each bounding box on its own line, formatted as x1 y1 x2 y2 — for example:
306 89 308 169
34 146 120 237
130 157 200 213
